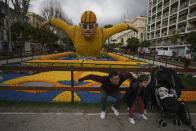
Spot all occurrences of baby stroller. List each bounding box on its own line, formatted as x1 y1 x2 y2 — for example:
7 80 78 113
149 66 195 131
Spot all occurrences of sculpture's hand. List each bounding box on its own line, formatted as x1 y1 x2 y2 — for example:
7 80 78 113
125 22 138 33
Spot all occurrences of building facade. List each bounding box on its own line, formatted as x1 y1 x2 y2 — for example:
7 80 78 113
26 12 47 53
27 12 45 28
146 0 196 56
0 1 30 55
0 1 16 55
109 16 146 46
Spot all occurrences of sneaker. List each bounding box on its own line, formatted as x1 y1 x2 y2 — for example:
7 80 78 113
128 117 135 124
100 111 106 119
140 114 148 120
111 106 119 116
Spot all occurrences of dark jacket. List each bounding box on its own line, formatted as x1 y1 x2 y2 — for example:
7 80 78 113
123 79 149 108
149 66 185 98
78 72 133 92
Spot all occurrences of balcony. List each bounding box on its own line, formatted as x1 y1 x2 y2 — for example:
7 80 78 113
157 15 162 21
158 0 162 4
148 25 150 29
190 0 196 5
162 23 168 27
152 18 156 23
163 13 169 18
157 24 161 29
179 15 187 22
162 31 167 36
170 19 176 25
171 0 178 5
187 25 196 31
148 10 151 15
169 29 176 35
157 7 162 12
170 8 178 15
164 2 169 8
152 11 156 16
189 11 196 18
180 3 188 10
178 27 186 33
156 33 160 38
147 34 150 39
153 0 157 6
151 32 155 38
149 4 152 9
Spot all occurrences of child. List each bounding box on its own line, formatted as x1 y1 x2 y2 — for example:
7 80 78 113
124 74 149 124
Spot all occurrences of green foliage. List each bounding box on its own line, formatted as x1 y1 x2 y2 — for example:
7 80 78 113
11 0 31 22
140 40 151 47
62 37 73 46
126 37 140 51
11 21 59 51
187 31 196 49
170 33 180 45
104 43 119 51
62 37 74 51
11 22 33 42
179 74 196 88
103 24 113 28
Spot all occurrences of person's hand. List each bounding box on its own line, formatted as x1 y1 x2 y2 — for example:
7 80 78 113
126 22 138 33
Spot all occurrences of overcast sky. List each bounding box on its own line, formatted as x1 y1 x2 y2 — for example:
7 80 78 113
29 0 147 25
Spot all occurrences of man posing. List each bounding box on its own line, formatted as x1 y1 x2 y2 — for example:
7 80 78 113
78 71 133 119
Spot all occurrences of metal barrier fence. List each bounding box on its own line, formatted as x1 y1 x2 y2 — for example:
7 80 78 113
0 66 196 103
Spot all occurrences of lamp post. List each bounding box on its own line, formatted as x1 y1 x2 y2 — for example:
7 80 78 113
5 0 12 65
7 0 12 53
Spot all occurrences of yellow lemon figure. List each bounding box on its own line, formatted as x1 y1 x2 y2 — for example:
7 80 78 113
42 10 138 58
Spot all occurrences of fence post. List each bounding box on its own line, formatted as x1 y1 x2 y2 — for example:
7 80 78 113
71 70 74 103
165 56 168 67
153 54 155 65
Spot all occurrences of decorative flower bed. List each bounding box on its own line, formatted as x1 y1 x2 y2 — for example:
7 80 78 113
1 52 195 103
1 71 196 102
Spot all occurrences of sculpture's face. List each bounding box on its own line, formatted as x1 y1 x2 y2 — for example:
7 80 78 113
80 23 98 39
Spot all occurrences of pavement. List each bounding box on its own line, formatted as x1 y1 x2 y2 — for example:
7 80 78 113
0 112 195 131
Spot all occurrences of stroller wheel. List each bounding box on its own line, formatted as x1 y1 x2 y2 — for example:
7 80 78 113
191 125 196 131
158 119 167 127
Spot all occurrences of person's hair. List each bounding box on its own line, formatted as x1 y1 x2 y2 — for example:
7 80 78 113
137 74 149 83
109 71 119 78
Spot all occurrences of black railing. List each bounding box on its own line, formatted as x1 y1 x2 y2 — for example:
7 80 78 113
0 66 196 102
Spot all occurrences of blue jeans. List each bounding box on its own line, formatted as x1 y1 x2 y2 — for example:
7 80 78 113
100 89 123 111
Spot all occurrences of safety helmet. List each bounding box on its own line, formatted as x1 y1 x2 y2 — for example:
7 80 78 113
81 10 97 23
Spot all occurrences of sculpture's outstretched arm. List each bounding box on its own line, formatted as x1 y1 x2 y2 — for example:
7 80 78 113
41 18 75 39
